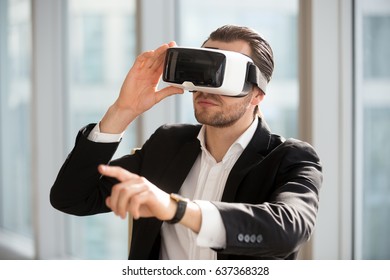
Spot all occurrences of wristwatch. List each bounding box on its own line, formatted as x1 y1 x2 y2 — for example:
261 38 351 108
166 193 189 224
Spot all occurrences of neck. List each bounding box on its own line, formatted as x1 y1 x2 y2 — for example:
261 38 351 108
204 113 255 162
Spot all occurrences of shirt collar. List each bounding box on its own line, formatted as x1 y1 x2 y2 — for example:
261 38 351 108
235 116 258 150
197 117 259 162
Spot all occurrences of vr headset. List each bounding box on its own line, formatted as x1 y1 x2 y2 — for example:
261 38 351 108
162 47 268 97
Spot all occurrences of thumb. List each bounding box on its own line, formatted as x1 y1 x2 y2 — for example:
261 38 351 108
106 196 112 209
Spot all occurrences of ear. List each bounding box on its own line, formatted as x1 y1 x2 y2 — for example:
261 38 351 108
250 87 264 106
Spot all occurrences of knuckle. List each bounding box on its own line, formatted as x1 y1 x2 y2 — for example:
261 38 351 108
119 187 128 196
111 184 121 193
138 176 149 185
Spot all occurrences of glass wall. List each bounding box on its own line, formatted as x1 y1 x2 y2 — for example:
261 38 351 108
355 0 390 259
65 0 136 259
0 0 33 240
175 0 298 138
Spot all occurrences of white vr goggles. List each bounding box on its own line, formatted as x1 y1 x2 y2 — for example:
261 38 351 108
162 47 268 97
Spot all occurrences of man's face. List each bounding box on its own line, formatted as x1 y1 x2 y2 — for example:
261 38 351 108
192 40 257 128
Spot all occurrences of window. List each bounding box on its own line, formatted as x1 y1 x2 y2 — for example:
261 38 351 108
65 0 137 259
175 0 299 138
3 0 385 261
0 0 33 244
355 0 390 259
77 14 104 83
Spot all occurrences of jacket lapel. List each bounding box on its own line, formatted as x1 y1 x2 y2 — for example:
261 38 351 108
158 138 201 195
131 133 201 259
221 117 272 202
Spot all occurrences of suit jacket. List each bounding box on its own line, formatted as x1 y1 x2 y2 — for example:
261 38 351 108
50 117 322 260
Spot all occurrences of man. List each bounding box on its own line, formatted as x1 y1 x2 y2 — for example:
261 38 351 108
50 25 322 260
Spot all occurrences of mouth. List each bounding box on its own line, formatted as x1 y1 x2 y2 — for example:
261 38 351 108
195 93 221 107
196 99 219 106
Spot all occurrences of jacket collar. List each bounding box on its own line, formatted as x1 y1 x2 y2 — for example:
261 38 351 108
221 117 272 202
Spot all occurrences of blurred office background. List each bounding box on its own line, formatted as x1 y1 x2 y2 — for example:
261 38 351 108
0 0 389 259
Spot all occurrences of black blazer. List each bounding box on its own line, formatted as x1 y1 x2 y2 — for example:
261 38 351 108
50 117 322 260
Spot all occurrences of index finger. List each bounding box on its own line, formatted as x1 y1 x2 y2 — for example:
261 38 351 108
143 43 171 70
98 164 137 182
145 41 178 70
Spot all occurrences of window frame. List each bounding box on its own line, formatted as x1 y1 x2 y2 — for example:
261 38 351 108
299 0 354 259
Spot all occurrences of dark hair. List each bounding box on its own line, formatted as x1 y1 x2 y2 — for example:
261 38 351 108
202 24 274 84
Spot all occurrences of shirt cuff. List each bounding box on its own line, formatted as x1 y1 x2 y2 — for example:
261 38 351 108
194 200 226 249
87 123 124 143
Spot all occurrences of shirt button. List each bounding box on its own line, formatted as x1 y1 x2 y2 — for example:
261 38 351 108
237 233 244 242
244 234 250 243
256 234 263 243
250 234 257 243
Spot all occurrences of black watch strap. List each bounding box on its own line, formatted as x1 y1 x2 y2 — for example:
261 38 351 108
166 193 188 224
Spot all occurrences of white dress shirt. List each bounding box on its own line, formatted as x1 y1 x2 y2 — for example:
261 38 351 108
88 118 258 259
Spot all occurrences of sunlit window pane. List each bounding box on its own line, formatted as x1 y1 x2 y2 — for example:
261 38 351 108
66 0 136 259
356 0 390 259
175 0 298 138
363 16 390 79
0 0 33 239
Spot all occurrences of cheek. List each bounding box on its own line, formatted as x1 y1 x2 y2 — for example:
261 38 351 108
221 96 251 109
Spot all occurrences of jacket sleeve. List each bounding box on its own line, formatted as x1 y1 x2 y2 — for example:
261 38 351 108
50 124 123 215
214 139 323 259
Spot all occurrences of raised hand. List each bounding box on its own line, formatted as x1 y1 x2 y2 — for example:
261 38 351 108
99 42 184 134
